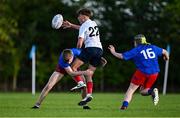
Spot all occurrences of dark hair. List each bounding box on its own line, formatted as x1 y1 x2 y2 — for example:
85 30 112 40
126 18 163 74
62 49 73 62
77 8 93 17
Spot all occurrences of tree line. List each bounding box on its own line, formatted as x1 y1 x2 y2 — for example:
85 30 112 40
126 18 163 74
0 0 179 92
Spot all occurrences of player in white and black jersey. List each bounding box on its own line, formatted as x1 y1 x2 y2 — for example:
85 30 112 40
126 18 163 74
63 8 106 106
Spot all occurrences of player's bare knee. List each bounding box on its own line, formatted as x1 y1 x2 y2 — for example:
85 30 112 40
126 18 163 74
140 92 145 96
86 76 93 82
140 90 148 96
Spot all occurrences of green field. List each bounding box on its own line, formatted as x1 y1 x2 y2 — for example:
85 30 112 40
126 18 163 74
0 92 180 117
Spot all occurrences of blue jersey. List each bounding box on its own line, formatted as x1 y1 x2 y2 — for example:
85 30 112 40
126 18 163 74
122 45 163 74
58 48 81 68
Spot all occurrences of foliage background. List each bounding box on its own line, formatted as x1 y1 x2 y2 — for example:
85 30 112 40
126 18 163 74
0 0 179 92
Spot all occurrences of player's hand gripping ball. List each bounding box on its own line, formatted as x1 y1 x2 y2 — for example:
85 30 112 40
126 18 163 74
51 14 63 29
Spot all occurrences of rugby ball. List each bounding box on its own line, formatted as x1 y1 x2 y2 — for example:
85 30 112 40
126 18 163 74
51 14 63 29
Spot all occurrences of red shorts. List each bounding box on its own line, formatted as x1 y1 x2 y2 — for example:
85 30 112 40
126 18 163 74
55 65 67 74
131 70 158 89
55 65 81 75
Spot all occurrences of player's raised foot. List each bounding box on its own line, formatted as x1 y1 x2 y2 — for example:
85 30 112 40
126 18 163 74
120 106 127 110
32 104 40 109
78 95 93 106
83 105 91 110
70 82 86 91
152 88 159 106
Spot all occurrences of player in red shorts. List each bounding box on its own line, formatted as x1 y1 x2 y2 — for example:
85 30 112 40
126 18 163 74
32 48 92 109
109 34 169 110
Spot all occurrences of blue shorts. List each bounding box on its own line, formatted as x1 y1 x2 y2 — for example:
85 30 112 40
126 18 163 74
77 47 103 67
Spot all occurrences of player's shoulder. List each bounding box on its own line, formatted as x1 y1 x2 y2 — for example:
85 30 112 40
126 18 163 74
139 44 162 52
148 44 162 50
80 19 97 31
84 19 96 26
71 48 81 51
89 19 97 25
71 48 81 53
138 44 154 49
135 45 150 52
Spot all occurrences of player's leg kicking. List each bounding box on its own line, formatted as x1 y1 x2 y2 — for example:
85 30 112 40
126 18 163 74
71 58 107 106
77 64 97 106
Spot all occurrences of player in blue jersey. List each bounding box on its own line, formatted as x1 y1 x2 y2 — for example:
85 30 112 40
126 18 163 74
32 48 92 109
108 34 169 110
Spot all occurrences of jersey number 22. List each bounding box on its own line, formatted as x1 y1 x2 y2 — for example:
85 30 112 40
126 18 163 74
89 26 99 37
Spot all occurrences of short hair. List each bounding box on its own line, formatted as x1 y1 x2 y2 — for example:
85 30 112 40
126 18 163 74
62 49 73 62
77 8 93 18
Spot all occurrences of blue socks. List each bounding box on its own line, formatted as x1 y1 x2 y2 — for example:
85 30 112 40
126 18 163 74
122 101 129 107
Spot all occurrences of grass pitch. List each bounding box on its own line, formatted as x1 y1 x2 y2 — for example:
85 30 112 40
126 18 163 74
0 92 180 117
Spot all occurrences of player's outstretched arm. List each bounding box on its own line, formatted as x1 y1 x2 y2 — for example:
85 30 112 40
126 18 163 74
162 49 169 61
62 20 80 30
108 45 123 59
65 67 93 76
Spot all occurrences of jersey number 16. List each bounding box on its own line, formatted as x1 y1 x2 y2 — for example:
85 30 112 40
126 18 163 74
140 48 156 59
